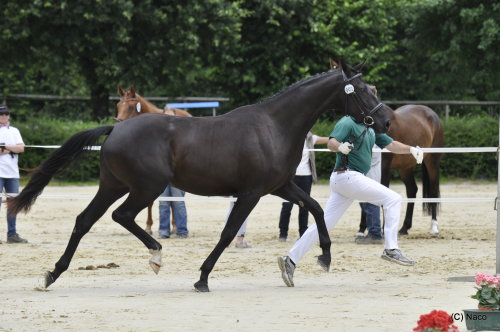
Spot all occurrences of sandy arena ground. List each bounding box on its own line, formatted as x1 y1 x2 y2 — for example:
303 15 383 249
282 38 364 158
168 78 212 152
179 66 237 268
0 182 497 332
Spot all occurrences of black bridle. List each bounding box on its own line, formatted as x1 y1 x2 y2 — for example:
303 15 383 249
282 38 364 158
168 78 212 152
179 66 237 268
337 71 384 171
342 72 383 127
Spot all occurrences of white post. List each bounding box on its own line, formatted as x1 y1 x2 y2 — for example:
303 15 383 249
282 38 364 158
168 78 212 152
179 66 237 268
497 118 500 275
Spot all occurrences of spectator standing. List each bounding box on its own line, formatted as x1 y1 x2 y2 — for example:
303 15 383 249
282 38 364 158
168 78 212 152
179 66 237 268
355 149 384 244
158 185 188 238
278 132 328 241
0 105 27 244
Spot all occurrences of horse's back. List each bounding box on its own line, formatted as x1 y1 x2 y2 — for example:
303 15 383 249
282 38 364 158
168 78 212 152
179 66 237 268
390 105 443 146
387 104 444 169
102 112 293 196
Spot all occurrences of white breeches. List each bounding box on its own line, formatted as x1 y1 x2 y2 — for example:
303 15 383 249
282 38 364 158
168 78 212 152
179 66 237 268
289 170 402 264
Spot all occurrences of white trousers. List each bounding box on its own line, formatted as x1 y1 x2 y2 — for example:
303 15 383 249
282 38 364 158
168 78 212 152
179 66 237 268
288 170 402 264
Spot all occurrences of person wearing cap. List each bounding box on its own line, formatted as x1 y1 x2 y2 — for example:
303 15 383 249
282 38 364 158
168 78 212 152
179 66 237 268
0 105 27 244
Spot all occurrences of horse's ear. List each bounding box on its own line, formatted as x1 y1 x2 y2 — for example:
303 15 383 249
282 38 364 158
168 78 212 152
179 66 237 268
338 58 352 77
118 86 125 96
329 58 338 69
352 59 366 73
367 84 378 96
130 86 136 96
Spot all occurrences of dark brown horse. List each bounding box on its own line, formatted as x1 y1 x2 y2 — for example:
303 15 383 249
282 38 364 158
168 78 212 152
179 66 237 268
9 60 391 292
358 104 444 235
116 86 192 235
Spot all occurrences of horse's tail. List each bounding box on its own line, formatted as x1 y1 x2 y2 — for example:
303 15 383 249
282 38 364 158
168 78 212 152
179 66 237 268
421 157 441 216
9 125 114 215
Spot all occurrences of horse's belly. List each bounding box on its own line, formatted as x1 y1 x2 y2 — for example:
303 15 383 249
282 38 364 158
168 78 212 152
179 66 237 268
390 155 416 170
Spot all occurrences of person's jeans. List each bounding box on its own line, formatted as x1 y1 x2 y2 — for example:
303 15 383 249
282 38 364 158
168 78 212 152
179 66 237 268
359 202 382 239
158 186 188 236
0 177 19 236
279 175 313 238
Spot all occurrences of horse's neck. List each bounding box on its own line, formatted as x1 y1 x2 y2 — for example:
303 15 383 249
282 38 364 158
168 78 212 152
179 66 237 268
264 71 344 136
137 95 163 114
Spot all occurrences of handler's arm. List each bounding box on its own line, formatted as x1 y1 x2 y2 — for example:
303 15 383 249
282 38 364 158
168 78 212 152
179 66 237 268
2 143 25 154
385 141 411 154
386 141 423 163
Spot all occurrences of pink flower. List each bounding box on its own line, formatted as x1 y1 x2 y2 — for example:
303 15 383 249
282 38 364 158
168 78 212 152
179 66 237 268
475 272 500 287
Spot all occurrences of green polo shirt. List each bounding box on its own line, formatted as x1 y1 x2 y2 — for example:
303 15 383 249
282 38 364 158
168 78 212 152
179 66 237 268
330 116 393 174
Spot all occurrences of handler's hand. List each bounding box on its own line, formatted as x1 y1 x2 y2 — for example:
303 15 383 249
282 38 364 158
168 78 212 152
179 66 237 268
410 146 424 164
338 142 354 155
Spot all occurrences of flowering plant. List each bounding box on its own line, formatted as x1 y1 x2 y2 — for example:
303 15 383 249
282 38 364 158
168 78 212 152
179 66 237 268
413 310 459 332
471 272 500 310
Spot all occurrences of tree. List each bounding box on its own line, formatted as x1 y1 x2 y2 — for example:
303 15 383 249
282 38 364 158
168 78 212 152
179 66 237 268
391 0 500 101
0 0 244 120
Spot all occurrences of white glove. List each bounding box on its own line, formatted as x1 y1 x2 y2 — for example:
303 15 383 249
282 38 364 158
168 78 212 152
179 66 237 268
410 146 424 164
338 142 354 155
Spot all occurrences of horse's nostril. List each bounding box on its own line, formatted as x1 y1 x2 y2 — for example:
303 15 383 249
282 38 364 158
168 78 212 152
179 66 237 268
385 120 391 130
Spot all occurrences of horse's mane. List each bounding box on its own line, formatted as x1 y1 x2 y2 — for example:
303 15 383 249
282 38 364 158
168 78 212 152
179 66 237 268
258 69 340 104
135 93 162 112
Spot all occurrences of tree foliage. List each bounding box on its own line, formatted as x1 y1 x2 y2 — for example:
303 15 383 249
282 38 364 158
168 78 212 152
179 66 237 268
0 0 498 121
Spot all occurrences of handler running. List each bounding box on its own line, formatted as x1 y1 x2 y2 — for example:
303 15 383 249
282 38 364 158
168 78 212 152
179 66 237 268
278 114 424 287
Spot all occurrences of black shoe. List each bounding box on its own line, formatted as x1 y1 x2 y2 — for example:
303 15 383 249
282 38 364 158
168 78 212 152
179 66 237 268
7 233 28 244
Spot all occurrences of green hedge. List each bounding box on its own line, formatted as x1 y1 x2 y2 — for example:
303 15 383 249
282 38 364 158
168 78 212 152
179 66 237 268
11 114 499 183
15 117 108 182
312 114 499 181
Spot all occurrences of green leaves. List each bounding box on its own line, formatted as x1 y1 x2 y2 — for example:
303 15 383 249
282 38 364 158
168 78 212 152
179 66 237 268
472 286 500 309
0 0 498 121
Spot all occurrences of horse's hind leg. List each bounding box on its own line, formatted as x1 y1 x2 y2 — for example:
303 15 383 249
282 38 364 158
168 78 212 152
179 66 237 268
194 194 260 293
43 187 126 289
272 181 331 271
112 193 164 274
145 203 153 235
424 153 442 236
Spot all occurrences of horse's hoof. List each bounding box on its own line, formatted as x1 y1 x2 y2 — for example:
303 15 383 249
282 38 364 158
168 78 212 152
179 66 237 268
398 229 409 236
430 219 439 236
194 281 210 293
316 255 331 272
149 249 162 274
35 271 53 291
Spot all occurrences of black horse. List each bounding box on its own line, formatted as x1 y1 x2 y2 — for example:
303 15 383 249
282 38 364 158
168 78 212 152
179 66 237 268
10 60 391 292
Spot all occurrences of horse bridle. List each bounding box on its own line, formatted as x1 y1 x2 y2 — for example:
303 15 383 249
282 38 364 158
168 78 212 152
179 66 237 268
338 71 384 171
342 72 383 127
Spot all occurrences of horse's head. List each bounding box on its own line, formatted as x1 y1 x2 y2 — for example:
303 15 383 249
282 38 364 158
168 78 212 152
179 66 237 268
337 59 391 134
115 86 142 122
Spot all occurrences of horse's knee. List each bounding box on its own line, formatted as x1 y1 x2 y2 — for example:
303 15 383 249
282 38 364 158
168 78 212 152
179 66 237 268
112 210 133 225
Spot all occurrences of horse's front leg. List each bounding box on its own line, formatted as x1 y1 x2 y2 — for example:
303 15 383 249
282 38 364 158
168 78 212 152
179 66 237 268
273 182 331 271
194 195 260 293
145 203 153 235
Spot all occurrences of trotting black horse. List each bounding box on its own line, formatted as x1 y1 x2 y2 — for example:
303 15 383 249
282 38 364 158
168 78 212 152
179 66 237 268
9 59 391 292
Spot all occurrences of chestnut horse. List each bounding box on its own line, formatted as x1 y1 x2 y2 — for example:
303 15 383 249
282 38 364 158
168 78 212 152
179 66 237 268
358 104 444 236
10 60 392 292
116 86 192 235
